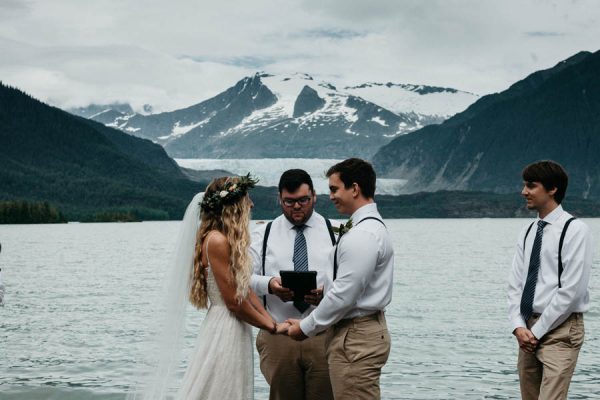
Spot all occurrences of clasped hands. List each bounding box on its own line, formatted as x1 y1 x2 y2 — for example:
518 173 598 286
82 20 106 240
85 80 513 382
272 318 307 340
514 327 539 353
269 277 319 341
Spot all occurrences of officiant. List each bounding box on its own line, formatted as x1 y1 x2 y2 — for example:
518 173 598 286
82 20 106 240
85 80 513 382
250 169 336 400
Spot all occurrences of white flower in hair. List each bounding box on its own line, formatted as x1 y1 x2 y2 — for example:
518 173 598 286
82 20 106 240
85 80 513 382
200 174 259 212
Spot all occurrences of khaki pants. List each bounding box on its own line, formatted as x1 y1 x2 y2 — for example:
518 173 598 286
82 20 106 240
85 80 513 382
326 311 391 400
518 313 585 400
256 329 334 400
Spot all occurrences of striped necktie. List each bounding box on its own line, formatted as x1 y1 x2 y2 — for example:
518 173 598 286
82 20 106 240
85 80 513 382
520 220 548 321
293 225 309 313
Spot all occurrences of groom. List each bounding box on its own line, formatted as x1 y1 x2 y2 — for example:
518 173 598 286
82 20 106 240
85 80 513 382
287 158 394 400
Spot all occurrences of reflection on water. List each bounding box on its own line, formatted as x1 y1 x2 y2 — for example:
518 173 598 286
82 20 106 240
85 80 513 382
1 219 599 399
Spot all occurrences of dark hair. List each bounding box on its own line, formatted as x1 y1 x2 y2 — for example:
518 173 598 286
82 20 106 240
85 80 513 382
522 160 568 204
326 158 376 199
278 169 314 194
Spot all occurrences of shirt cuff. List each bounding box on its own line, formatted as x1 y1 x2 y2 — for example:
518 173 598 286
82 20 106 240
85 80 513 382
510 315 526 334
300 315 318 338
530 320 548 340
251 274 273 297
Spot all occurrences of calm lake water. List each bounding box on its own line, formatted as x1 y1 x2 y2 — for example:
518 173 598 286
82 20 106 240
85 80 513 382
1 219 599 399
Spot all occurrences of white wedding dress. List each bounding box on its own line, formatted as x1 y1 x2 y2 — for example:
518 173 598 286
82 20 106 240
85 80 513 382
176 243 254 400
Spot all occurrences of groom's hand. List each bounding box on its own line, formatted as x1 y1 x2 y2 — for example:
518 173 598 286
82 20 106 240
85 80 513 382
275 321 291 334
268 277 294 302
286 319 308 341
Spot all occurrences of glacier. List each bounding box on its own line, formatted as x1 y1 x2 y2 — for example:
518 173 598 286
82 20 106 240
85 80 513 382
176 158 407 195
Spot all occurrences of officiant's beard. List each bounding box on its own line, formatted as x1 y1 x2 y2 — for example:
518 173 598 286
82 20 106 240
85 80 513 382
283 205 314 226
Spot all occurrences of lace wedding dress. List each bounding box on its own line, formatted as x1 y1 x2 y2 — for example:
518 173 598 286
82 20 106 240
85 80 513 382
176 243 254 400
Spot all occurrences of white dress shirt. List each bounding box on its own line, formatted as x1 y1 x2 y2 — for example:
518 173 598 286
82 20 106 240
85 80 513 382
507 205 593 339
300 203 394 337
250 211 336 323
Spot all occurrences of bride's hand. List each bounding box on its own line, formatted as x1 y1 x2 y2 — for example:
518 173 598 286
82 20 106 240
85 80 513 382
275 322 291 334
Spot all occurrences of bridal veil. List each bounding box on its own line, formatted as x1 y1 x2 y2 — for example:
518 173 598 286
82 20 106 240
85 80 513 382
129 192 204 399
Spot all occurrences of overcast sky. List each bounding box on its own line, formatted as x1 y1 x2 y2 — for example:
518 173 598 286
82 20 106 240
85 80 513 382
1 0 598 112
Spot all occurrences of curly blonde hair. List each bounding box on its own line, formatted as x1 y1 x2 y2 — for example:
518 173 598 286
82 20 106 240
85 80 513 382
190 177 253 309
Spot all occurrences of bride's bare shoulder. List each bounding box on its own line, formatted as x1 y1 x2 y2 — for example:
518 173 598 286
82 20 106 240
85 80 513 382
204 230 229 255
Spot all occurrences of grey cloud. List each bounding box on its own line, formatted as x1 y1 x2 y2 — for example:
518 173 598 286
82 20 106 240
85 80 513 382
178 55 276 69
223 56 277 69
295 28 366 40
530 52 539 62
0 0 31 20
2 0 599 111
300 0 424 23
524 31 566 37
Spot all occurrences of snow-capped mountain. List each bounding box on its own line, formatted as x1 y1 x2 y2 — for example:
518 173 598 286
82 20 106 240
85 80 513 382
344 82 478 118
67 103 153 125
72 73 478 159
68 103 135 124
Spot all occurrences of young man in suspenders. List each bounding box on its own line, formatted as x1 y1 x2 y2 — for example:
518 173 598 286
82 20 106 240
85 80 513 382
507 160 593 400
249 169 336 400
288 158 394 400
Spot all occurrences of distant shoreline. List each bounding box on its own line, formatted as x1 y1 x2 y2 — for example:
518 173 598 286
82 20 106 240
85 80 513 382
4 189 600 224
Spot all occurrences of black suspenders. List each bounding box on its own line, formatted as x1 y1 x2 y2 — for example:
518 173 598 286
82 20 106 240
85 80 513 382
324 218 336 247
558 218 577 288
523 217 577 288
261 219 336 306
333 216 386 281
261 221 273 307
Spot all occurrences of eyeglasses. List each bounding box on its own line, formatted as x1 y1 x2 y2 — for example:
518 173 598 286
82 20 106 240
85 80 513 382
282 196 312 207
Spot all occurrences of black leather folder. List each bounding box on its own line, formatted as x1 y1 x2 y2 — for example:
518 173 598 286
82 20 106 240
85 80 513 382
280 271 317 302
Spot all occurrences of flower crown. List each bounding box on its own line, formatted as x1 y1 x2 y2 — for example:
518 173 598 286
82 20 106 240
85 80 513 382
200 173 258 213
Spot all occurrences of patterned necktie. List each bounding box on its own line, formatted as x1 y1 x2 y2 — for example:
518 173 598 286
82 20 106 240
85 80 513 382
520 220 549 321
293 225 309 313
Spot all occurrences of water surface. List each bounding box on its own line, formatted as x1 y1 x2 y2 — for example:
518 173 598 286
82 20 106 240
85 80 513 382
1 219 598 399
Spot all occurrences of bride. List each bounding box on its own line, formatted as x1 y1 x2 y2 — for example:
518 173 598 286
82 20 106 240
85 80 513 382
133 174 288 399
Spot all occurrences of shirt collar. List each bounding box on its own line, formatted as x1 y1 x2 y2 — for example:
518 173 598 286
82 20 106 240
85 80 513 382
539 204 564 225
350 203 379 222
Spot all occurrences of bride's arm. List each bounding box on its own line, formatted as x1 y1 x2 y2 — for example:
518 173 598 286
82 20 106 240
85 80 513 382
248 289 270 319
208 233 277 332
247 289 290 333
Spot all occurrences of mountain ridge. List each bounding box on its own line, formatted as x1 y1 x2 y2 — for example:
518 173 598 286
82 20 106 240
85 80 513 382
372 50 600 200
69 72 478 159
0 82 199 220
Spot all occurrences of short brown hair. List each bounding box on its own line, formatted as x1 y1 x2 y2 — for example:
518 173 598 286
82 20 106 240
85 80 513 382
326 158 376 199
522 160 568 204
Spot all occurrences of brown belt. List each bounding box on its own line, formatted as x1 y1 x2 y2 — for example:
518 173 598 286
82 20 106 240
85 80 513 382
529 311 582 321
334 310 384 329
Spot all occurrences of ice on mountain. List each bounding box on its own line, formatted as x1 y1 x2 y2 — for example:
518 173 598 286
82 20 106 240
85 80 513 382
370 116 388 127
175 158 407 195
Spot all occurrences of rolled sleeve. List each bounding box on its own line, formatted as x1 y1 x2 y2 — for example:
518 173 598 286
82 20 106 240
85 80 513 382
251 274 272 297
507 230 527 333
250 224 270 295
300 314 318 338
